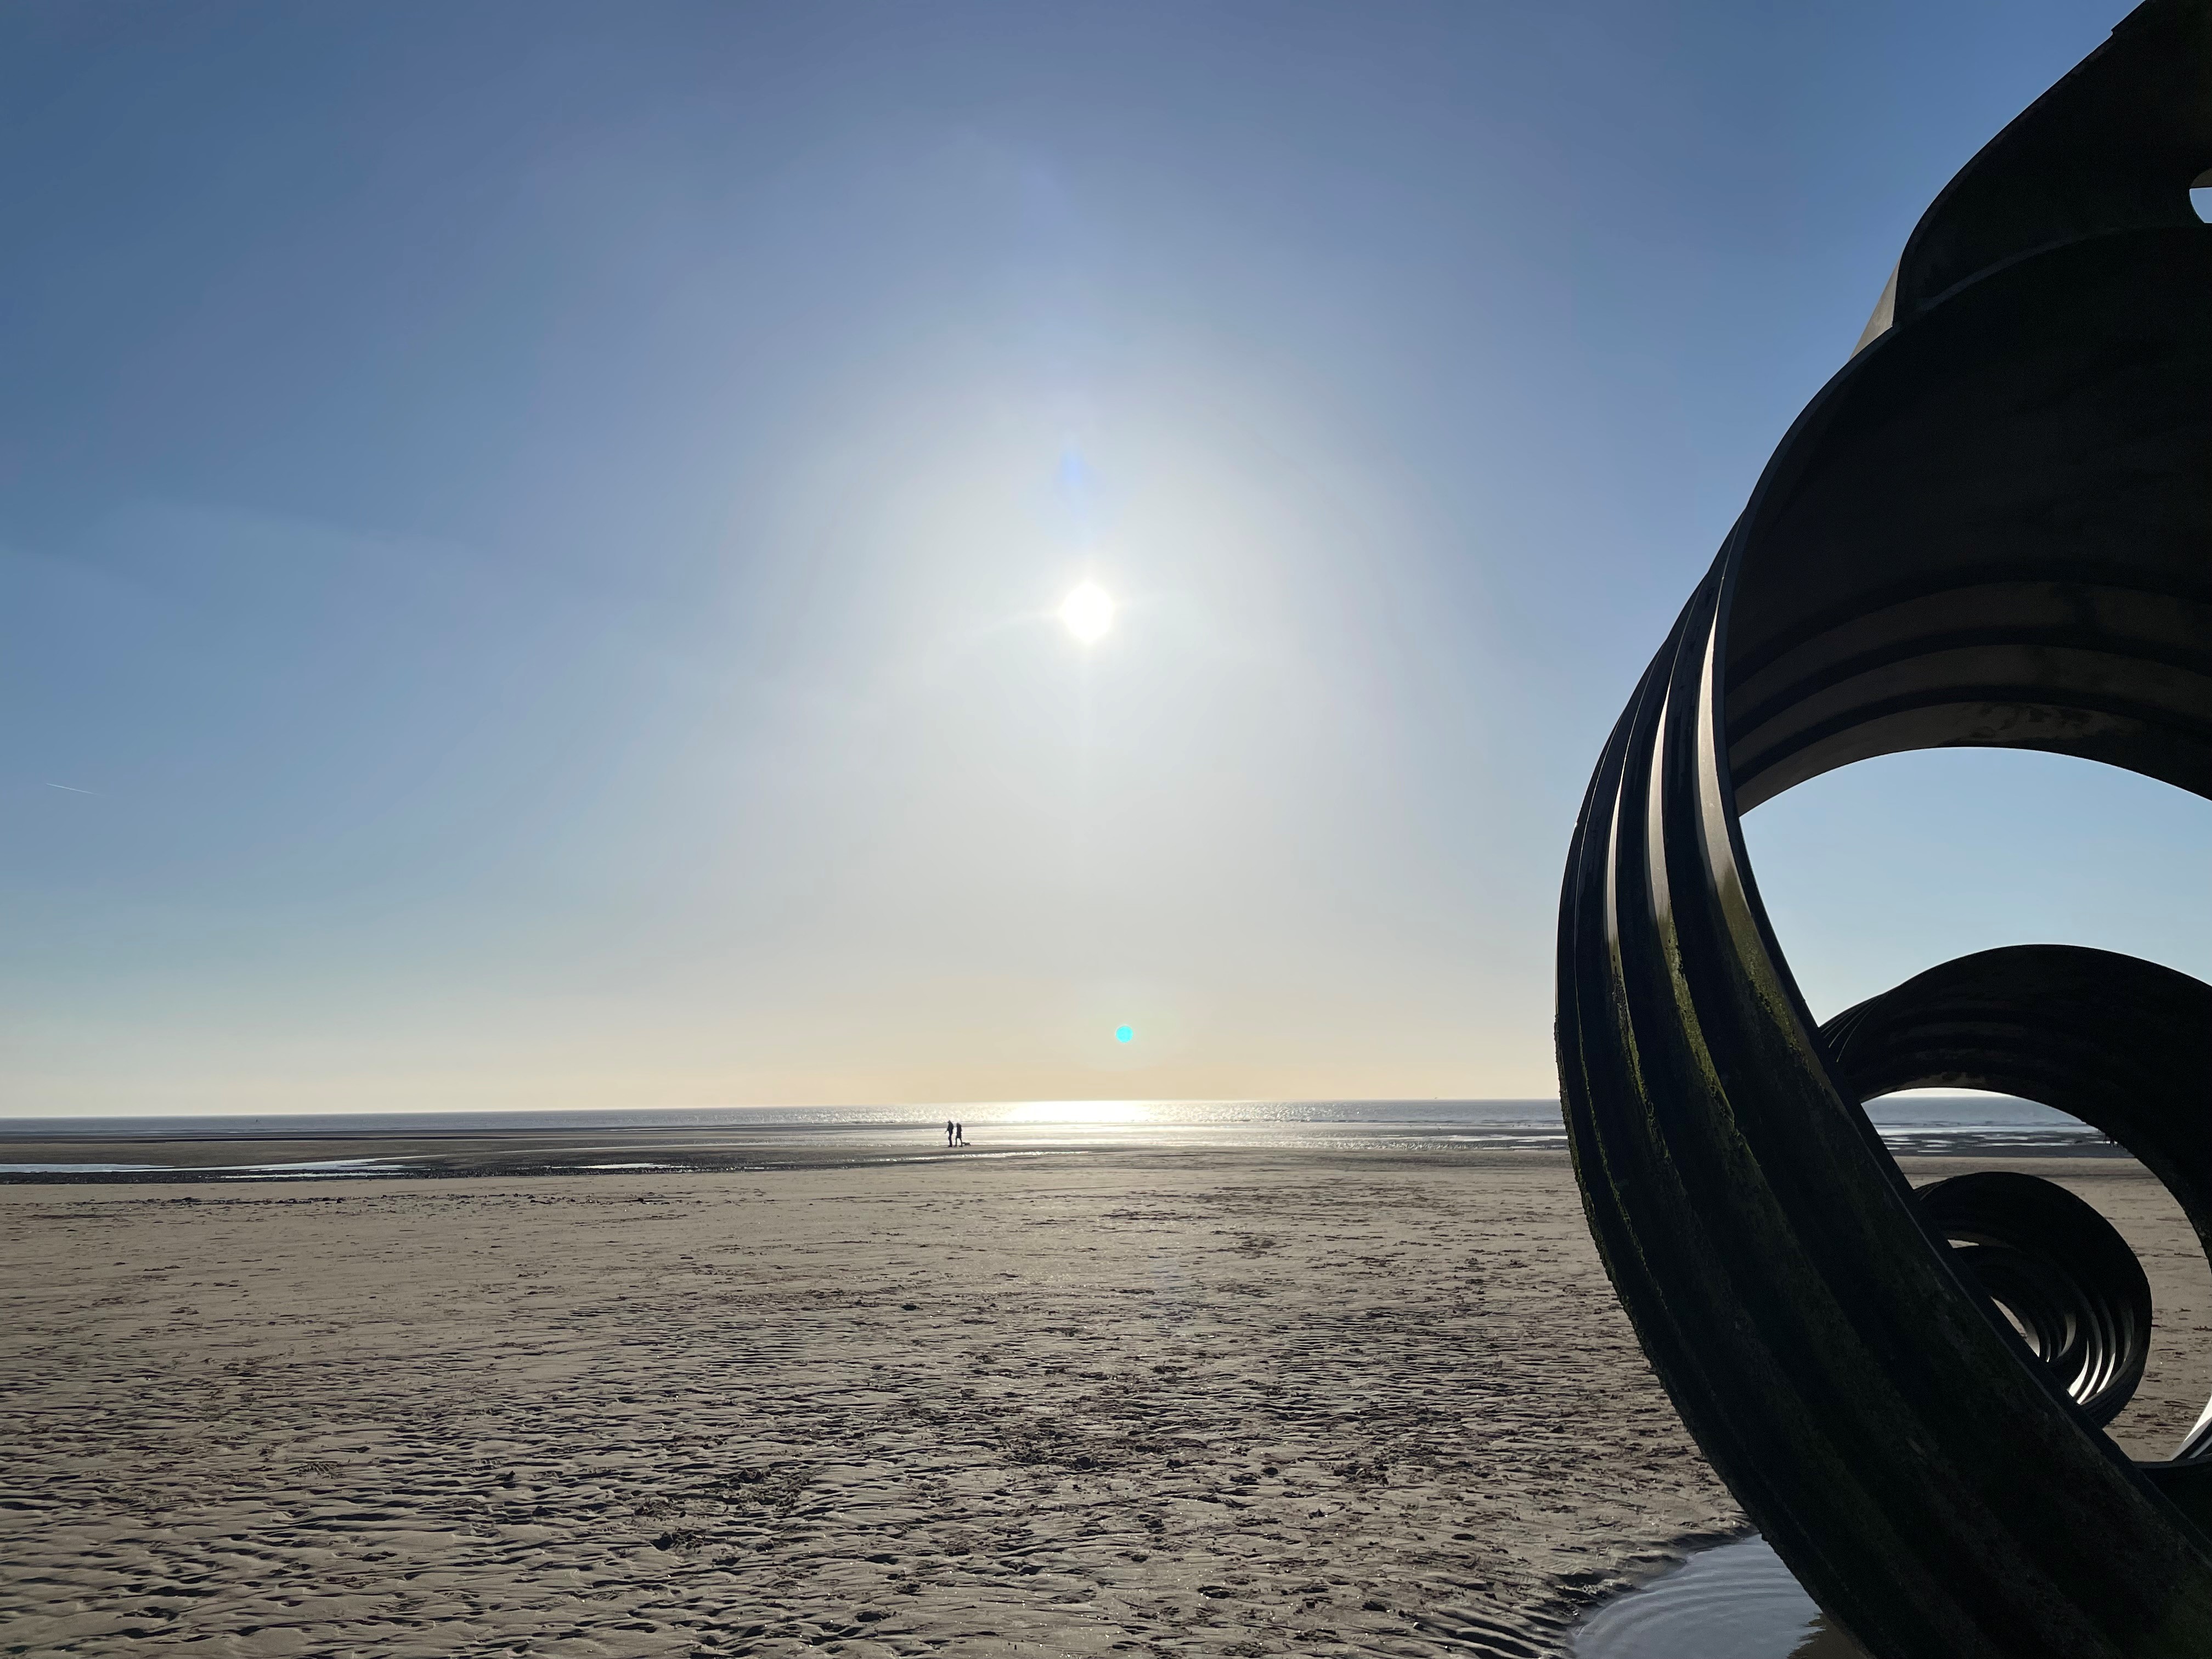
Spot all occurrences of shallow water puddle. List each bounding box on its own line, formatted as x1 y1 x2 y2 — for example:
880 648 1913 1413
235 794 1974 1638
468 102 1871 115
1572 1536 1869 1658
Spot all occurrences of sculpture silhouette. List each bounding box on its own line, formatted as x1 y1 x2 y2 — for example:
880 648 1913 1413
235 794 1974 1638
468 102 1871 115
1555 4 2212 1654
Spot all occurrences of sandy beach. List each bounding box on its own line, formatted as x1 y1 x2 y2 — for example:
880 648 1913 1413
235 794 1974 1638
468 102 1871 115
3 1150 2203 1658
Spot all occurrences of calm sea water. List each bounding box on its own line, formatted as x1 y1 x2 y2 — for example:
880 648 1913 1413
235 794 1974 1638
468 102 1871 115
0 1094 2111 1180
5 1098 1566 1143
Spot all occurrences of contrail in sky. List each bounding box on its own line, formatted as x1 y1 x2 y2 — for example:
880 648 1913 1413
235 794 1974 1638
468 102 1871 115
43 781 97 794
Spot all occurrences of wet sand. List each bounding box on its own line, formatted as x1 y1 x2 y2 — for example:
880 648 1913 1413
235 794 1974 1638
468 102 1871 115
2 1152 2202 1657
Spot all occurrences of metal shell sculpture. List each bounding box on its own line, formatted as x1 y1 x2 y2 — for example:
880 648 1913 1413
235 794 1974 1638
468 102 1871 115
1555 4 2212 1655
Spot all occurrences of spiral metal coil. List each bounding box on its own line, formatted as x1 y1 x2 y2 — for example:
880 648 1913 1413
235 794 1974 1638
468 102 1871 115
1555 4 2212 1654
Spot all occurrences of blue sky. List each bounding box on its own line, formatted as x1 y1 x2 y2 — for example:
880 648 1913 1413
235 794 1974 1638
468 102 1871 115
3 1 2202 1114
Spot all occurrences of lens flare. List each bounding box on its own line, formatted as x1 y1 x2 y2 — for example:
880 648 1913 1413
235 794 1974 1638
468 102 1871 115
1114 1024 1134 1043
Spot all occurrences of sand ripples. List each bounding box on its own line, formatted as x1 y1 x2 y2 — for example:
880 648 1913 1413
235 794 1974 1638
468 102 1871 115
0 1157 1830 1656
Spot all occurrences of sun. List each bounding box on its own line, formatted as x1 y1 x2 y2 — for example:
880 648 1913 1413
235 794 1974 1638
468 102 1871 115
1058 582 1115 644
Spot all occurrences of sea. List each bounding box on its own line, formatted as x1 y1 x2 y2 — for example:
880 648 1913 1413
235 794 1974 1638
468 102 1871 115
0 1094 2114 1182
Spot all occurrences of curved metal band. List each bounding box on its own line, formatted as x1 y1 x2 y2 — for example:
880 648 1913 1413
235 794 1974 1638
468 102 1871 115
1822 945 2212 1265
1558 4 2212 1653
1911 1169 2153 1429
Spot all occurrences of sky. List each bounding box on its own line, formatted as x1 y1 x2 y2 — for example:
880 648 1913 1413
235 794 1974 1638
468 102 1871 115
3 1 2204 1116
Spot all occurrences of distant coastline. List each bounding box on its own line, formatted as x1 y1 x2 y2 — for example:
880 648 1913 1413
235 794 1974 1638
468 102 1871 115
0 1095 2115 1182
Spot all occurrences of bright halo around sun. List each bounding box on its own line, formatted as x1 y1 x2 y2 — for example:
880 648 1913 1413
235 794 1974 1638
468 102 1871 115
1058 581 1115 644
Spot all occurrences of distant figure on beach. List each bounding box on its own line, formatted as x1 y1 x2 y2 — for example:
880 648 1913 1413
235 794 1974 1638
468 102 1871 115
945 1119 955 1148
955 1121 965 1146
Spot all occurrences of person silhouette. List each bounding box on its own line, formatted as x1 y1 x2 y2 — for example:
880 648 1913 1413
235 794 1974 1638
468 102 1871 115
945 1119 955 1148
955 1121 965 1146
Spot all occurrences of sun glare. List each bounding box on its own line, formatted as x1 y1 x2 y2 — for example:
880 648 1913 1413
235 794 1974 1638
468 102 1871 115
1059 582 1115 644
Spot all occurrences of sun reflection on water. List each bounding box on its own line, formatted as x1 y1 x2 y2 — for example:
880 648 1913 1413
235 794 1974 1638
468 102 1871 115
991 1099 1158 1127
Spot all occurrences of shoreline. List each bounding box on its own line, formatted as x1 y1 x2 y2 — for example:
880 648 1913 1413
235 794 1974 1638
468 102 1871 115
0 1129 2129 1186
